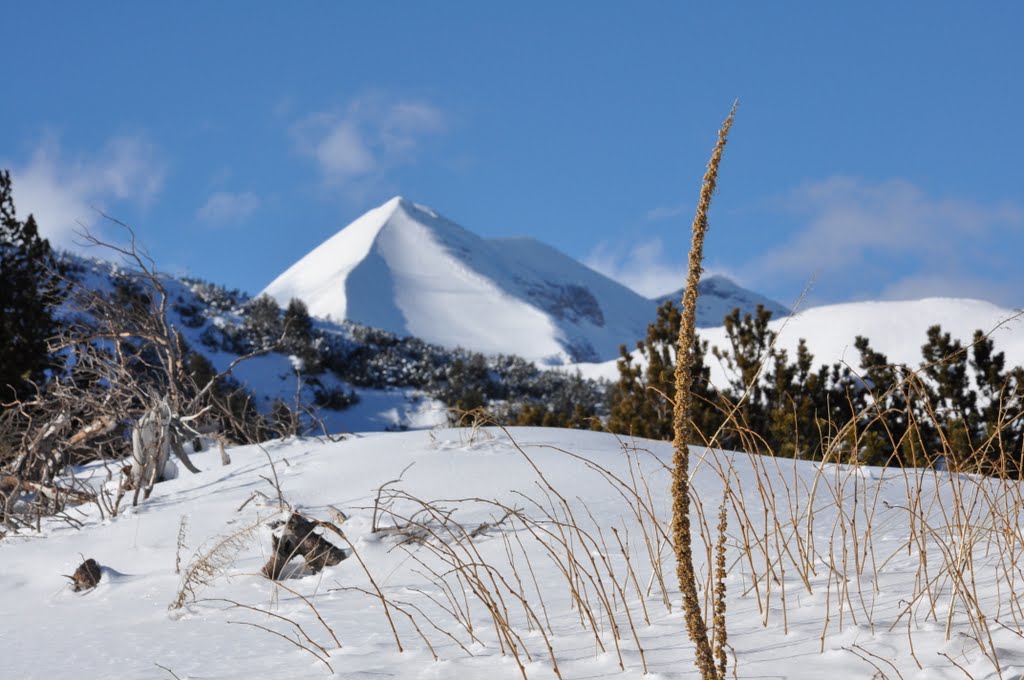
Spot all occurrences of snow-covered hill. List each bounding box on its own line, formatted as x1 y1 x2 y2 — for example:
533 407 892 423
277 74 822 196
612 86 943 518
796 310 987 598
61 255 448 434
4 427 1022 679
263 198 787 364
574 297 1024 388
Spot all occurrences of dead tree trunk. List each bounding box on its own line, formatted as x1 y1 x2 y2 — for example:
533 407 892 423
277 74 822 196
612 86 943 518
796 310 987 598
128 396 203 505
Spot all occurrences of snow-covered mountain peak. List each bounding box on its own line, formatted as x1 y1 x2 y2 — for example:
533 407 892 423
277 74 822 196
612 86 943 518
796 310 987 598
656 274 791 323
263 199 788 363
381 194 405 210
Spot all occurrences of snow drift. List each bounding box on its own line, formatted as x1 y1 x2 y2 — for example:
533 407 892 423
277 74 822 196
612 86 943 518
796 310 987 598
4 427 1023 679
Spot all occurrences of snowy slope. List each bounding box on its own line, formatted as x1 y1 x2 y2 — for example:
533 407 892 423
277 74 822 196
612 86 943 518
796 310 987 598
3 427 1023 679
574 297 1024 388
62 255 446 434
263 198 787 364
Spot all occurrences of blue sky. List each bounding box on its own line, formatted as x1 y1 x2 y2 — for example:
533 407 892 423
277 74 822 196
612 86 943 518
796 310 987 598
3 2 1022 310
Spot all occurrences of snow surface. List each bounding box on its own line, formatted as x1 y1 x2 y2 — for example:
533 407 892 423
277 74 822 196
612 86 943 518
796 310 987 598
262 198 787 364
4 427 1024 679
573 297 1024 390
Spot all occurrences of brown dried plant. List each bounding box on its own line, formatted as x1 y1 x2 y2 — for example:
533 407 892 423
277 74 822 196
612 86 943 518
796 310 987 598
672 101 737 679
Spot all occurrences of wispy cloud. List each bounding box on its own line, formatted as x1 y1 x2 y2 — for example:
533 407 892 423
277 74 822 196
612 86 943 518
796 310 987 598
748 176 1024 306
586 238 690 298
197 191 261 225
5 134 165 249
645 203 690 221
291 94 445 191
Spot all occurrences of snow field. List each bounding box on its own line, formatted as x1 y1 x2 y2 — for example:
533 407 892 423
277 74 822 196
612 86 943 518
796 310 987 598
2 428 1024 679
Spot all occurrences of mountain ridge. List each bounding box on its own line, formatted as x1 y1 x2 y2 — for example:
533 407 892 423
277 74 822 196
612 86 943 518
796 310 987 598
655 274 791 322
263 197 790 363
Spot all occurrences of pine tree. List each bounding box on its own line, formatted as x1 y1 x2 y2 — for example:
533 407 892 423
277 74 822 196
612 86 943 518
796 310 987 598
963 329 1024 475
921 325 975 419
851 335 918 465
920 325 976 465
0 170 63 404
711 305 776 450
764 341 860 462
282 298 321 373
244 294 283 351
440 353 492 413
607 300 722 442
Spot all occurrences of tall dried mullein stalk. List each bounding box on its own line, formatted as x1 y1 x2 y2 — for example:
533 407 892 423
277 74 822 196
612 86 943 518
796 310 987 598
672 101 737 680
712 493 729 679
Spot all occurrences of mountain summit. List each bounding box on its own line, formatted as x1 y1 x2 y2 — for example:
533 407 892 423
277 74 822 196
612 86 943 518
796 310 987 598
656 276 790 325
262 198 787 363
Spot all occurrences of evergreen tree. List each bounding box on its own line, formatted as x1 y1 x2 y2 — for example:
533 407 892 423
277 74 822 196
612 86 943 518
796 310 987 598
764 342 826 459
920 325 975 419
244 294 283 351
919 325 976 463
851 335 897 464
609 294 1024 477
282 298 321 373
960 330 1024 475
283 298 312 345
970 329 1007 415
0 170 63 404
439 353 492 414
851 335 927 466
709 305 779 451
511 371 602 430
608 300 722 442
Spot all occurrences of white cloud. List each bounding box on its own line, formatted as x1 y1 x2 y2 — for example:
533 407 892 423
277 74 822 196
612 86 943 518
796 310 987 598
315 121 375 181
197 191 261 225
292 95 445 189
586 238 690 298
753 176 1024 277
379 101 444 154
5 134 165 249
645 203 690 222
738 176 1024 306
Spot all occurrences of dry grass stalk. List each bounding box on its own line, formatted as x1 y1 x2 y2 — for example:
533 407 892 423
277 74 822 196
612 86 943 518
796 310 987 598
712 493 729 679
318 522 406 654
345 433 683 678
226 617 334 674
270 579 341 649
196 350 1019 679
205 596 333 658
174 515 188 575
169 522 258 610
672 101 737 679
154 662 183 679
